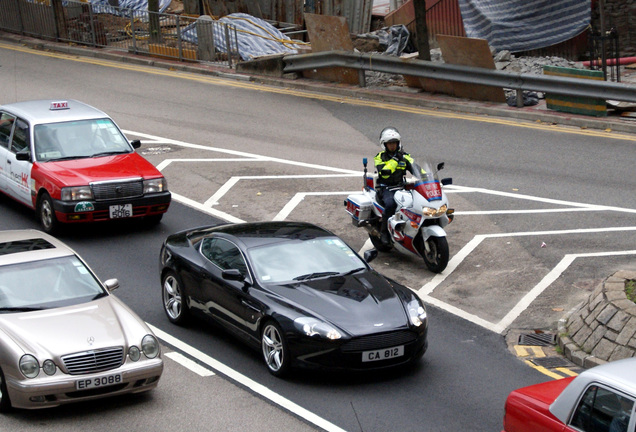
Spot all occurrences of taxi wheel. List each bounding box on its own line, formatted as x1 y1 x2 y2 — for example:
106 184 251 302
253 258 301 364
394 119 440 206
0 367 12 413
37 193 58 234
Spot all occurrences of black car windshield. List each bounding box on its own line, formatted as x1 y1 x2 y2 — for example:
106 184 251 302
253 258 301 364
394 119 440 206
0 256 107 313
34 119 132 162
247 237 367 283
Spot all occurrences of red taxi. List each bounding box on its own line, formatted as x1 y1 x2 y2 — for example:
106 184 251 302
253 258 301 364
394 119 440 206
502 357 636 432
0 100 170 233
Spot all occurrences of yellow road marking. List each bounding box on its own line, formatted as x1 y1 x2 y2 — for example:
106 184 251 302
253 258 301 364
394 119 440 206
3 41 636 142
514 345 546 357
524 360 565 380
556 367 579 377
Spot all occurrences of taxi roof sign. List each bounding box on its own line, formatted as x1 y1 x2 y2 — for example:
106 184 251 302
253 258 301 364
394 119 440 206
50 101 69 110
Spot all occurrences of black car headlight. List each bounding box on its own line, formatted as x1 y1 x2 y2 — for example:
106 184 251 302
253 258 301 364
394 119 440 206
294 317 342 340
407 299 427 327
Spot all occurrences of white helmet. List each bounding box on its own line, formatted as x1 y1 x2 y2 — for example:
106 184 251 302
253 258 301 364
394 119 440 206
379 127 401 151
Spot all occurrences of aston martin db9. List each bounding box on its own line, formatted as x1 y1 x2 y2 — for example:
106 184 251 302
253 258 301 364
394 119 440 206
159 221 428 377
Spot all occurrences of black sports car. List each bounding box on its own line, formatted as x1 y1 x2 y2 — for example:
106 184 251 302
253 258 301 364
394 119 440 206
159 221 428 377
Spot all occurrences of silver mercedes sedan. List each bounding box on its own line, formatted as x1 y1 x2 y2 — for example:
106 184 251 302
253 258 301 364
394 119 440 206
0 230 163 411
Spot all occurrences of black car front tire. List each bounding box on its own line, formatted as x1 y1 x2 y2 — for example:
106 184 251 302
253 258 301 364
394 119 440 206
261 321 291 377
162 271 190 325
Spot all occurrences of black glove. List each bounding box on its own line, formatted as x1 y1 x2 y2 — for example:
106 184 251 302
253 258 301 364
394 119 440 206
391 152 403 162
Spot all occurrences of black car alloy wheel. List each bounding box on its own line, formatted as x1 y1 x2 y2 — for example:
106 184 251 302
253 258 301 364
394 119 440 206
261 321 290 377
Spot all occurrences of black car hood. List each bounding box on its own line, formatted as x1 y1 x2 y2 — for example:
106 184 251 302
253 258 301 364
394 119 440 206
266 271 410 336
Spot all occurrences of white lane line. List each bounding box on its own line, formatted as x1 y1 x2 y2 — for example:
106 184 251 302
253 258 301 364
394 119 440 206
172 192 245 223
274 191 361 221
494 249 636 333
124 130 360 175
164 351 216 377
147 324 347 432
156 157 267 171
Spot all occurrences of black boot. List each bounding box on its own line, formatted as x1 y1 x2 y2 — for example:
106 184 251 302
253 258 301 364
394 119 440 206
380 219 390 245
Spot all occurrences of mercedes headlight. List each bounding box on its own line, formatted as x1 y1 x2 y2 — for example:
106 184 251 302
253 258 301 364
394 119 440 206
142 334 160 359
422 204 447 217
143 178 168 194
61 185 93 201
42 359 57 376
19 354 40 378
294 317 342 340
407 299 427 327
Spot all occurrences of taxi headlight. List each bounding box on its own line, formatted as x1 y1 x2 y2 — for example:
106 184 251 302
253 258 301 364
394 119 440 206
422 204 447 217
294 317 342 340
61 186 93 201
407 299 427 327
141 334 160 359
19 354 40 378
143 178 167 194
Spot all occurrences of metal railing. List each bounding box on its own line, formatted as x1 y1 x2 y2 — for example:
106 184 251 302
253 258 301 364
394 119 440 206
0 0 240 67
283 50 636 104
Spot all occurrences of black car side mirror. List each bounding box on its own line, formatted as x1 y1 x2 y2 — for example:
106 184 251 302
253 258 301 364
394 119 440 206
222 268 245 282
131 139 141 149
364 249 378 263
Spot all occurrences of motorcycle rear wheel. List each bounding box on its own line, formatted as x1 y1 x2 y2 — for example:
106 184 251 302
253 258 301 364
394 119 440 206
419 236 449 273
369 233 392 252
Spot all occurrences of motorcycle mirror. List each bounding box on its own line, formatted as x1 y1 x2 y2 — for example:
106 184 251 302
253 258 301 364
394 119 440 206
437 162 445 171
441 177 453 185
364 249 378 263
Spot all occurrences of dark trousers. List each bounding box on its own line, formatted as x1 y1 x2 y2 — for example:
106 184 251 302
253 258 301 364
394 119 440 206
379 188 397 221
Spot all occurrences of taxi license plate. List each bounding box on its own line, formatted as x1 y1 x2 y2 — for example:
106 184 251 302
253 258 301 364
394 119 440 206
109 204 132 219
362 345 404 362
76 373 123 390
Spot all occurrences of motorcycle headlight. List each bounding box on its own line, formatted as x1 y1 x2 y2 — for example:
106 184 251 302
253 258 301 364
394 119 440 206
294 317 342 340
19 354 40 378
143 178 168 194
407 299 427 327
142 334 160 359
61 185 93 201
422 204 447 217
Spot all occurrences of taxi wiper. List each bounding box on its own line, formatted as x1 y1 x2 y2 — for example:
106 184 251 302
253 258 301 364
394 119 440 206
50 155 84 161
293 271 340 281
91 150 129 158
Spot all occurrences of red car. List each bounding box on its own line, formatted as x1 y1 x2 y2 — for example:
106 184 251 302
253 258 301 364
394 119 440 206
502 358 636 432
0 100 170 233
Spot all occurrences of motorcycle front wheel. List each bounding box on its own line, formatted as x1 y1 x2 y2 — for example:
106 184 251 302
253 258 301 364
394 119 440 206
418 236 449 273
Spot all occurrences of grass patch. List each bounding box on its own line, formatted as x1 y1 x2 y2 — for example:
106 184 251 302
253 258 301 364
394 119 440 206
626 279 636 304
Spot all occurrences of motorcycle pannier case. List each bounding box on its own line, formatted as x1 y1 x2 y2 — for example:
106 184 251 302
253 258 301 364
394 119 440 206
345 194 373 224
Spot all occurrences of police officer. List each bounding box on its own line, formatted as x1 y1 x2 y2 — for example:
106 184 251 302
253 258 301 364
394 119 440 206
374 126 416 245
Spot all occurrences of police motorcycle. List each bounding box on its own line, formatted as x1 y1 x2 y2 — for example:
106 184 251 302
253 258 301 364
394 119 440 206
344 158 454 273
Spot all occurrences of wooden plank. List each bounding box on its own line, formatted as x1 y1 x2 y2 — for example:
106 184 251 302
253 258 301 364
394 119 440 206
303 13 359 85
417 35 505 102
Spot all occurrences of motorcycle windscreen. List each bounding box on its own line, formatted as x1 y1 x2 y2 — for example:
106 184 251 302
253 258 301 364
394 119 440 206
414 180 442 201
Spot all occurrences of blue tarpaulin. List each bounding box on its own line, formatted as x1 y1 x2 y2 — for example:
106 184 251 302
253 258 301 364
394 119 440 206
182 13 300 61
458 0 591 53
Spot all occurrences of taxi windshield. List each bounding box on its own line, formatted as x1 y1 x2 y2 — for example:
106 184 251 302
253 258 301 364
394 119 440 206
34 119 133 162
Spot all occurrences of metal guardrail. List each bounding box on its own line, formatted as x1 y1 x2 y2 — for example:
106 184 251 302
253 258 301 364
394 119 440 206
283 50 636 104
